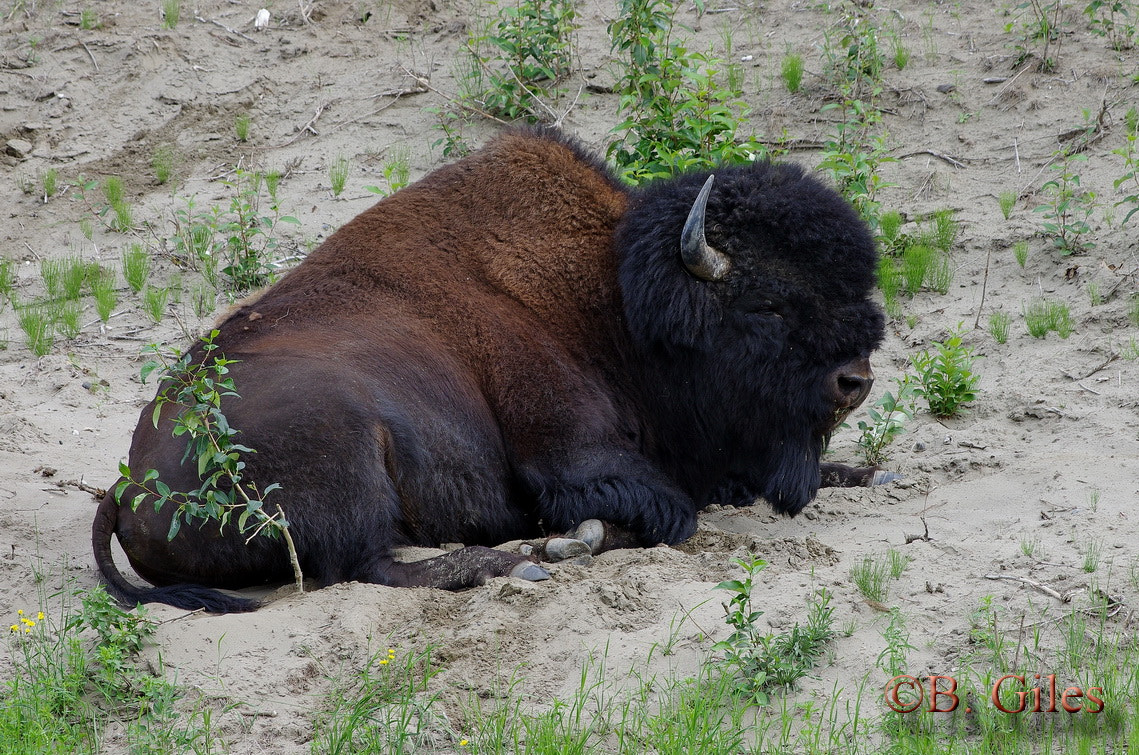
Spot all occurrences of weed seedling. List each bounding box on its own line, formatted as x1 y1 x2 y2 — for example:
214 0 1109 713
57 301 82 339
17 303 54 356
152 145 175 184
61 257 88 300
162 0 181 28
122 245 150 293
1013 240 1029 267
911 325 979 417
1037 149 1097 254
40 168 58 200
1087 282 1104 306
850 556 890 602
1083 539 1102 573
142 286 169 323
79 8 99 29
328 155 350 197
0 257 14 306
1129 294 1139 326
40 259 65 299
91 268 117 322
781 52 804 92
715 556 836 705
234 113 251 142
988 311 1011 343
886 549 911 579
1023 299 1072 338
856 375 916 465
999 190 1017 220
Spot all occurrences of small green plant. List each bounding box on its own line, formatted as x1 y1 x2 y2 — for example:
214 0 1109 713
91 267 117 322
606 0 764 183
910 325 980 417
1084 0 1137 50
57 300 82 339
1020 535 1042 558
886 548 912 579
328 155 350 197
79 8 99 29
142 285 169 324
152 145 175 184
932 208 958 252
1013 239 1029 267
781 52 804 92
816 99 894 230
121 244 150 293
714 556 836 706
899 243 952 295
890 30 911 69
850 555 890 602
1115 106 1139 226
1087 281 1104 306
162 0 181 28
40 168 58 200
116 331 302 589
170 170 299 292
17 303 54 356
856 375 916 465
102 176 124 206
1037 149 1097 254
40 258 65 299
1023 298 1073 338
234 113 251 142
999 190 1017 219
877 254 902 318
1129 293 1139 326
821 3 886 96
988 310 1011 343
462 0 577 121
0 257 15 306
1083 538 1102 573
61 257 88 300
878 209 904 252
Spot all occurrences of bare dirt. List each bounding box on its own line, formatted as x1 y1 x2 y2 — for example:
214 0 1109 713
1 0 1137 751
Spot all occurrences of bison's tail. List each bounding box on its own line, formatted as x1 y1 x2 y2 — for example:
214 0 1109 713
92 490 259 613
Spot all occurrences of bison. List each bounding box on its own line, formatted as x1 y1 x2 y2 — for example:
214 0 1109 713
93 128 887 612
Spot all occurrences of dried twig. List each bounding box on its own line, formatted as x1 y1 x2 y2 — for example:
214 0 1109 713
984 573 1071 603
898 149 968 169
54 479 106 498
195 15 256 42
904 516 931 544
272 100 331 148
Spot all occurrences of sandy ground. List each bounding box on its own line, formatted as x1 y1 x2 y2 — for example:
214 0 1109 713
1 0 1138 751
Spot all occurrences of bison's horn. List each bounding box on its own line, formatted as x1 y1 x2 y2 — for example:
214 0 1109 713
680 174 731 281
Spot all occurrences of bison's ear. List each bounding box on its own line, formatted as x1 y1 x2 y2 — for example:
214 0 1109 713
680 174 731 282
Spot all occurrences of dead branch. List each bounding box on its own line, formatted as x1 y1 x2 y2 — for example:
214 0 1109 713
983 573 1071 603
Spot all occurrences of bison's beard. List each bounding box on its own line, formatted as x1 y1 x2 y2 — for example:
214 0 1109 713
760 433 824 517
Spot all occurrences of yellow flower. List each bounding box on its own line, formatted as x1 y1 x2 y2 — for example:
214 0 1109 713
17 610 23 616
37 612 44 621
8 625 16 632
378 659 389 665
388 648 396 656
24 627 30 634
460 739 469 747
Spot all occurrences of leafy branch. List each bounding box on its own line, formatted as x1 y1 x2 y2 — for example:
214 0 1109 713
115 330 303 594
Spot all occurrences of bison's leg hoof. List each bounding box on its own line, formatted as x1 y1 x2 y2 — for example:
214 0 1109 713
544 537 592 562
510 562 551 581
871 470 903 486
567 519 605 554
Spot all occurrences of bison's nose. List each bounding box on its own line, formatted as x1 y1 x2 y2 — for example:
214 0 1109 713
829 358 874 410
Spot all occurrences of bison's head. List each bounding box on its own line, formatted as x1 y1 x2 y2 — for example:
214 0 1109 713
616 162 885 516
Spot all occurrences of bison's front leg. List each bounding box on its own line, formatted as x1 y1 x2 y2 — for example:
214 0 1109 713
531 519 644 562
521 452 699 551
819 462 900 488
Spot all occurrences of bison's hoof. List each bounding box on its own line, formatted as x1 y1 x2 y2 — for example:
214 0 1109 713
568 519 605 554
510 562 551 581
871 470 902 486
544 537 591 562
